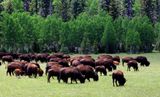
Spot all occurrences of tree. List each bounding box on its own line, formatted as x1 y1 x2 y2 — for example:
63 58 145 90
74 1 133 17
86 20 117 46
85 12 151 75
141 0 156 23
124 0 134 18
70 0 85 18
125 29 141 53
101 16 116 53
99 0 110 12
109 0 120 20
61 0 70 21
40 0 53 17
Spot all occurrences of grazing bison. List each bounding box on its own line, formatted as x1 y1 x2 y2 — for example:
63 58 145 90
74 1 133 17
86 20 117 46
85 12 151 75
95 58 116 72
38 68 44 76
97 54 113 59
71 59 81 67
134 56 150 66
19 54 31 62
80 58 95 67
2 55 13 63
6 62 23 76
76 65 98 82
35 53 49 63
95 66 107 76
45 62 62 75
127 60 139 71
26 63 39 78
113 56 120 63
112 70 126 87
0 62 1 66
122 57 134 66
47 65 63 83
58 67 85 84
14 68 24 78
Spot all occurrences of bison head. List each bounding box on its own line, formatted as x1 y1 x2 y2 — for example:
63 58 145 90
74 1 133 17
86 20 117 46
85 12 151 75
145 61 150 67
79 75 85 83
93 72 99 81
119 77 126 86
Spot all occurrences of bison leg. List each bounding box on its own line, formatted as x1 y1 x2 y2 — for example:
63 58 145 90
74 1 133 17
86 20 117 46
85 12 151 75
103 71 107 76
112 78 115 87
115 80 118 86
87 78 90 82
47 74 51 83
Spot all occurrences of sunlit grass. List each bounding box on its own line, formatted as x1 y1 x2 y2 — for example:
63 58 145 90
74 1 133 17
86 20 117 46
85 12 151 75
0 53 159 97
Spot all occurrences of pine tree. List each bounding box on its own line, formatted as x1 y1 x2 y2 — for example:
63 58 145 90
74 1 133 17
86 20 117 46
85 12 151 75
109 0 120 20
71 0 85 18
99 0 110 12
124 0 134 18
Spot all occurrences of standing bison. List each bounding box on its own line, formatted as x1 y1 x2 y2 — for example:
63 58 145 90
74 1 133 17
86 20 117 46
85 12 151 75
127 60 139 71
58 67 85 84
95 66 107 76
2 55 13 63
112 70 126 87
76 65 98 82
122 57 134 66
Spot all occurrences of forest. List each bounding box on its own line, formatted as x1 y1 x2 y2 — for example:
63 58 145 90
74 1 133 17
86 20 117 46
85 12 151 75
0 0 160 54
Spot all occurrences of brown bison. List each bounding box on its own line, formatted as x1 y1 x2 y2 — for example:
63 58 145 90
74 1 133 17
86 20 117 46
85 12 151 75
6 62 23 76
45 62 62 75
122 57 134 66
127 60 139 71
113 56 120 63
26 63 39 78
35 53 49 63
95 58 116 72
58 67 85 84
19 54 31 62
112 70 126 87
38 68 44 76
97 54 113 59
47 65 63 83
76 65 98 81
134 56 150 66
0 62 1 66
80 58 95 67
14 68 24 78
95 66 107 76
71 59 81 67
2 55 13 63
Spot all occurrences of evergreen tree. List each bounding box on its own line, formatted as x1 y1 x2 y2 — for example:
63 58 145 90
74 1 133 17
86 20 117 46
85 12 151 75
124 0 134 18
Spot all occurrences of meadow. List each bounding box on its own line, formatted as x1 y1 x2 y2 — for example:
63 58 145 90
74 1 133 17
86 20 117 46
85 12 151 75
0 53 160 97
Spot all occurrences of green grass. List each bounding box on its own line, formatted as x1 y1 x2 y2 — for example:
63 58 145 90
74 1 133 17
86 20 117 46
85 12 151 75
0 53 160 97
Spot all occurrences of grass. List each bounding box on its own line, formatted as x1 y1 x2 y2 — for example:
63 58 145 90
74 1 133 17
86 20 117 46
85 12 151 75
0 53 160 97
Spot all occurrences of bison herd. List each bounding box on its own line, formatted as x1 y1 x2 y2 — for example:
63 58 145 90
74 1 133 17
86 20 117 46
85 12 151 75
0 52 150 87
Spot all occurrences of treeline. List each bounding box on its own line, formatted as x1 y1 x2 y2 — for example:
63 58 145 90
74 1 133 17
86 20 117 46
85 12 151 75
0 0 160 53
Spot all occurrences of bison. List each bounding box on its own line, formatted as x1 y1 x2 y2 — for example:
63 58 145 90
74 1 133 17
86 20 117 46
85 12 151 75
26 63 39 78
122 57 134 66
95 65 107 76
6 62 23 76
134 56 150 66
76 65 98 82
14 68 24 78
112 70 126 87
95 58 116 72
58 67 85 84
2 55 13 63
127 60 139 71
47 65 63 83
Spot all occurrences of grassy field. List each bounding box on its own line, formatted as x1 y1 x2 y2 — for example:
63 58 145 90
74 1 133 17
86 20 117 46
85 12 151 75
0 53 160 97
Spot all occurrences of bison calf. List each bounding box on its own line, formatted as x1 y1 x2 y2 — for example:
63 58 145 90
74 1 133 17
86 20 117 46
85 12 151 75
112 70 126 87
